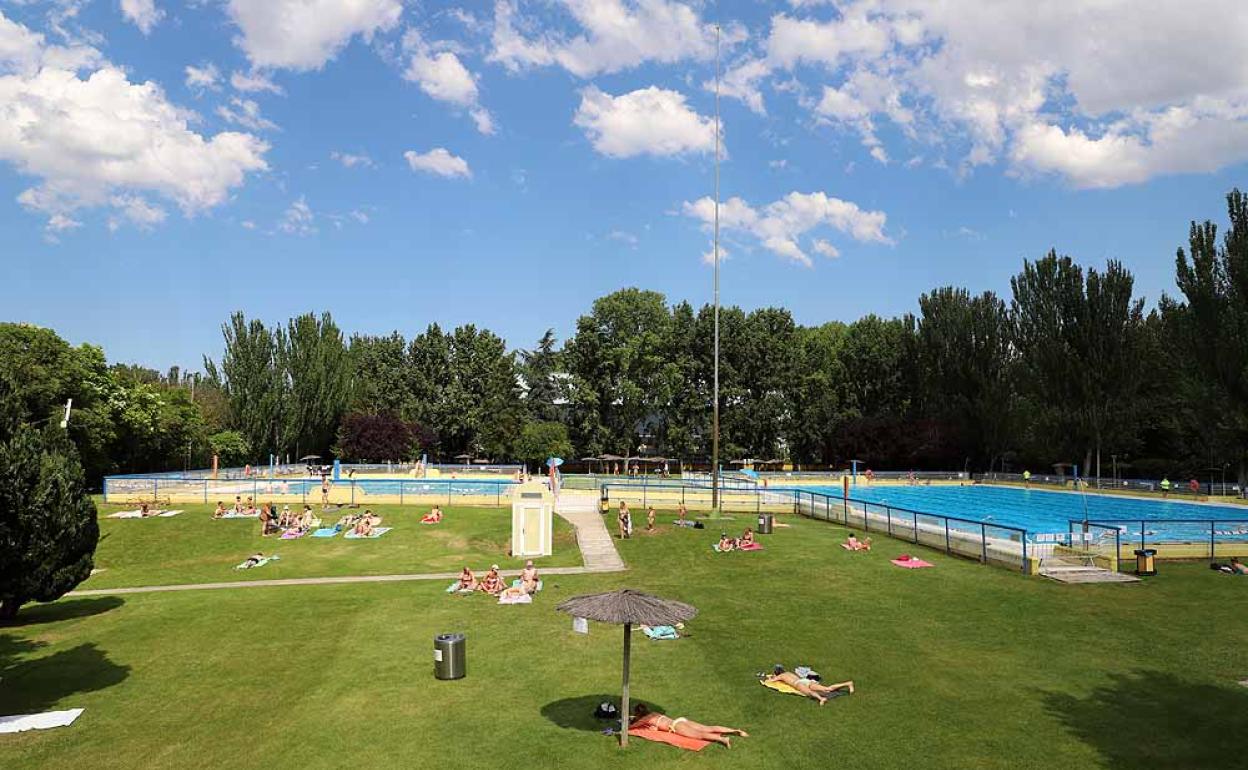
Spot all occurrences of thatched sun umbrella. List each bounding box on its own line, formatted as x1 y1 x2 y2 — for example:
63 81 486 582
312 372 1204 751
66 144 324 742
555 589 698 747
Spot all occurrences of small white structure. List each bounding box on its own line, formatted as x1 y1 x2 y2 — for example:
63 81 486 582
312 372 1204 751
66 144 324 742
511 481 553 558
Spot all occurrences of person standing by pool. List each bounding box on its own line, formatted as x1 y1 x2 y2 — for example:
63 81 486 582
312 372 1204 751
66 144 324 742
321 476 330 508
1023 470 1031 488
1160 477 1172 497
618 502 632 539
646 506 656 532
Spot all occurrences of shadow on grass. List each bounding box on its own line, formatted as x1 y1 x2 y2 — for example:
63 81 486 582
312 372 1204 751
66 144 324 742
1044 670 1248 769
5 596 124 627
0 638 131 714
541 694 668 732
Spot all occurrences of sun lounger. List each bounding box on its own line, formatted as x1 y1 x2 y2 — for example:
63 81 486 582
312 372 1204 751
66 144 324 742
344 527 391 539
627 727 710 751
0 708 84 734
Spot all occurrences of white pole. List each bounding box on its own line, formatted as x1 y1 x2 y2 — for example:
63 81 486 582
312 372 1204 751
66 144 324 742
711 22 721 511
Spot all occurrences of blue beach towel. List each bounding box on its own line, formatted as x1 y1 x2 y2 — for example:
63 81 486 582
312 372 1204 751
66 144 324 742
311 528 339 538
642 625 679 640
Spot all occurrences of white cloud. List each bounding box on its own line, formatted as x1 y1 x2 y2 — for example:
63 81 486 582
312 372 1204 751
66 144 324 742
812 239 840 258
216 96 278 131
230 69 283 94
108 194 167 231
574 85 718 158
184 63 220 91
404 147 471 178
226 0 402 71
701 244 728 265
489 0 717 77
682 191 891 266
0 13 268 231
402 30 495 135
120 0 163 35
715 0 1248 187
607 229 638 247
330 150 375 169
278 196 315 235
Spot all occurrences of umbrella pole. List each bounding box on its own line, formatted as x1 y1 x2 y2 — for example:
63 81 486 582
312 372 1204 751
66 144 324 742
620 622 631 748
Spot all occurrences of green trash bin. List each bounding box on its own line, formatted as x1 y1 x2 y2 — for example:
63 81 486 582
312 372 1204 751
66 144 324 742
434 632 466 680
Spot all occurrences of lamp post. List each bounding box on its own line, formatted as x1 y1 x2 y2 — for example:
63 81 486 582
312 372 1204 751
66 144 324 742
710 22 722 512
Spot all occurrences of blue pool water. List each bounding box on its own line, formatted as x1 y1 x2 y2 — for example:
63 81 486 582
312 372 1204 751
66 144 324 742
261 479 515 496
806 484 1248 541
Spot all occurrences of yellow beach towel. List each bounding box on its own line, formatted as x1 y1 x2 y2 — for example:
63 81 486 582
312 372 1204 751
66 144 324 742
761 679 804 696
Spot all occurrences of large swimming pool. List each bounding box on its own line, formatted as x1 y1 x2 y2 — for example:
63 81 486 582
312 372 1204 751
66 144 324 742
805 483 1248 540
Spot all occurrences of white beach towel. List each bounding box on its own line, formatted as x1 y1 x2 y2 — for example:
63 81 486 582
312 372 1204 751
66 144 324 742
0 708 84 734
157 510 183 517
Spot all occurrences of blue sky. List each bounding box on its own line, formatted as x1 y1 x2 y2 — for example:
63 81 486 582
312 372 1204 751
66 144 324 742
2 0 1247 370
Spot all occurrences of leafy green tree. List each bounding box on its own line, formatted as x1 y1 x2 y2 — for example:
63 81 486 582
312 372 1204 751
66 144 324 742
911 288 1015 470
335 413 421 462
208 430 251 467
205 313 281 458
513 421 574 470
406 323 454 452
518 329 563 423
1163 189 1248 486
348 332 410 416
444 325 523 460
276 312 351 458
0 379 99 621
788 322 848 465
1011 252 1147 478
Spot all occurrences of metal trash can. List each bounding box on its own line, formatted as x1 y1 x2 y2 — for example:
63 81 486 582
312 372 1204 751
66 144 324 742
1133 549 1157 576
434 632 466 680
757 513 774 535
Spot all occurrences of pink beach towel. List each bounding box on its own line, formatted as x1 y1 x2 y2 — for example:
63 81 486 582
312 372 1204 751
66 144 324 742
738 542 763 551
891 557 933 569
627 727 711 752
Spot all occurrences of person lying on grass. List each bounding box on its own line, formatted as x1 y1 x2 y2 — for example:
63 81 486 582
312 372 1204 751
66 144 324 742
843 533 872 551
478 565 506 595
1233 557 1248 575
140 503 156 517
351 510 382 538
717 533 737 552
740 527 756 547
241 552 266 569
628 703 748 748
455 567 478 592
335 512 360 531
766 666 854 705
520 560 540 593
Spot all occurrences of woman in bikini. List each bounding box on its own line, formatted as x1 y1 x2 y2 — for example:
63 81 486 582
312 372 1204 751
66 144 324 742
455 567 477 591
214 501 227 518
646 506 656 532
717 533 736 552
618 502 631 540
766 666 854 705
478 565 505 595
629 703 748 748
422 506 443 524
844 533 872 551
739 527 755 547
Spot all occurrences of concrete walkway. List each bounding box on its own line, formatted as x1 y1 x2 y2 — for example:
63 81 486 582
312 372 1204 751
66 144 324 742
69 494 626 598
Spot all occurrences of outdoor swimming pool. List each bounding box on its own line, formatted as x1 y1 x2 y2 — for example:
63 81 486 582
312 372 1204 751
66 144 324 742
806 483 1248 541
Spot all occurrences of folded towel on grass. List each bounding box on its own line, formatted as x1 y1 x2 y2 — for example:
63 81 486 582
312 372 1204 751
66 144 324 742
627 727 710 752
642 625 679 640
0 709 84 734
891 557 934 569
310 528 338 538
344 527 391 540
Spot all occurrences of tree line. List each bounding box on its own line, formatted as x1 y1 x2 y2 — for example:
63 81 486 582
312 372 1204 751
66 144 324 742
3 189 1245 485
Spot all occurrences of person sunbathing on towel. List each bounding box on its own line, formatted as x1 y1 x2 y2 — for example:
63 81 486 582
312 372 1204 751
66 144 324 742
214 501 227 518
234 496 244 513
352 516 375 537
455 567 477 592
335 513 358 531
1232 557 1248 575
241 552 266 569
520 560 540 593
422 506 443 524
629 703 748 748
844 533 872 551
766 666 854 705
478 565 505 595
740 528 756 547
717 533 737 552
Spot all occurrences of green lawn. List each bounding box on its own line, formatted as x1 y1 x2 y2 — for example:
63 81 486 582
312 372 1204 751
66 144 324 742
82 503 580 589
3 510 1247 769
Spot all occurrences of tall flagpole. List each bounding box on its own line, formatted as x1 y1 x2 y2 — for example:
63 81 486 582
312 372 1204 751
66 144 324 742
711 22 721 511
